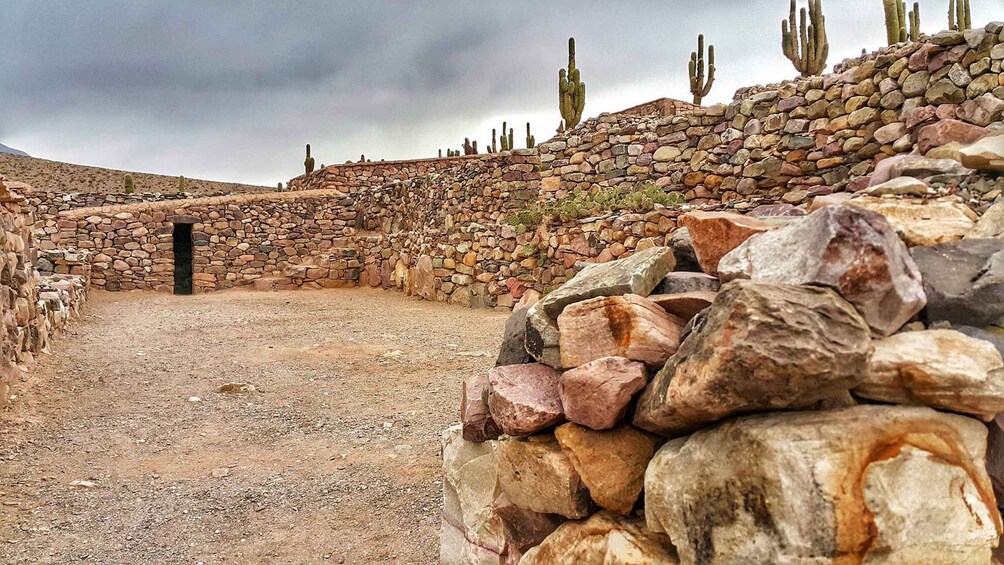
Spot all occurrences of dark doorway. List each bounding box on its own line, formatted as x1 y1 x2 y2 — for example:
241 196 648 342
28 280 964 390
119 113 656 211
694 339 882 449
173 223 193 295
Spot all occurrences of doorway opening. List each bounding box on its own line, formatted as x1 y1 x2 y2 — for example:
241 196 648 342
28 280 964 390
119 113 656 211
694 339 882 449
173 223 193 295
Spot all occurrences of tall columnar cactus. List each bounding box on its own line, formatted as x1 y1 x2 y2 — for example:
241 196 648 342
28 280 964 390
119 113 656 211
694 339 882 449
491 129 498 153
463 138 479 156
781 0 829 77
526 123 536 149
178 175 186 192
123 173 135 194
500 122 514 152
948 0 971 31
304 144 315 175
885 1 921 44
558 37 586 130
688 34 716 106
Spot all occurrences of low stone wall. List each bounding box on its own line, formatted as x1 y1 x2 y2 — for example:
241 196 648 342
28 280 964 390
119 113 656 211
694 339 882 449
287 154 485 193
539 23 1004 203
57 189 358 292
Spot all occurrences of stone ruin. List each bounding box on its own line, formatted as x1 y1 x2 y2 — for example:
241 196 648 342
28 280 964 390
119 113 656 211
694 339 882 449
443 195 1004 563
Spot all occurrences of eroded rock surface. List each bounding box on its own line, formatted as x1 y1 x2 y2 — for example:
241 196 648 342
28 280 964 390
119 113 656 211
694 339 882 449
497 435 594 519
848 196 978 247
521 512 677 565
634 281 871 437
559 356 647 431
644 406 1002 564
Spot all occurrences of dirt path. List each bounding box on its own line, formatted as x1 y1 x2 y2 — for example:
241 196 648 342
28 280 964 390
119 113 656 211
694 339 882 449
0 288 509 564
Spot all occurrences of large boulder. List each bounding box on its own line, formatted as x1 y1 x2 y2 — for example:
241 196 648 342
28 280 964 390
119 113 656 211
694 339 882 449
461 373 503 443
538 247 676 320
496 307 533 367
911 239 1004 328
847 196 978 247
441 426 561 565
497 435 594 519
679 211 774 275
559 356 648 431
488 364 565 436
633 281 872 437
718 205 925 337
554 423 656 515
968 201 1004 240
520 512 678 565
917 119 989 155
644 406 1002 564
525 302 562 369
557 294 685 369
960 133 1004 171
856 329 1004 421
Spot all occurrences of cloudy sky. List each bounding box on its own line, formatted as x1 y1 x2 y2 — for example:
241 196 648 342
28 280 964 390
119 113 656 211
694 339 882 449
1 1 998 185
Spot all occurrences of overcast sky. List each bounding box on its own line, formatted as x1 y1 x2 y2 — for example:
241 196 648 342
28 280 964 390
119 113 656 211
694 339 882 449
1 1 999 186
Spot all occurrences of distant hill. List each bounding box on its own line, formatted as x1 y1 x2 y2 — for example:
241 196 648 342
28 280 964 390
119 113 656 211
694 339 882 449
0 153 273 195
0 144 29 157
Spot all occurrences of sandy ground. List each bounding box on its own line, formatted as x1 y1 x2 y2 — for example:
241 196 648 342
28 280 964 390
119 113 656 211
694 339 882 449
0 288 509 564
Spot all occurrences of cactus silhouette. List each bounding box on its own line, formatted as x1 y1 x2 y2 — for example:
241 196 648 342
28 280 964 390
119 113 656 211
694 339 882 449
526 123 536 149
558 37 586 130
463 138 479 155
948 0 971 31
123 174 135 194
885 0 920 44
178 176 185 192
500 122 514 152
304 144 315 175
782 0 829 77
689 34 716 106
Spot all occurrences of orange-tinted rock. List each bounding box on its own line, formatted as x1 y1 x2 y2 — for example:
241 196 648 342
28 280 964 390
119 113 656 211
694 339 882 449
488 364 564 436
679 211 774 275
648 291 716 321
497 435 594 519
525 512 678 564
559 357 648 431
918 119 988 155
557 294 685 369
554 423 656 515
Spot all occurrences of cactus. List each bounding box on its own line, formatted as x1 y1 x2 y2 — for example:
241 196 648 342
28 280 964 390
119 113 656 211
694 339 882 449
304 144 315 175
277 182 284 191
558 37 586 130
526 123 536 149
491 128 498 153
885 1 920 44
948 0 971 31
178 175 185 192
359 154 365 163
499 122 514 152
123 174 135 194
781 0 829 77
688 34 716 106
463 138 479 155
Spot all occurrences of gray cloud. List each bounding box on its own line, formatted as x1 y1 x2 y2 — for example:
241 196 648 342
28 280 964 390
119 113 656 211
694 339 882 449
1 0 995 185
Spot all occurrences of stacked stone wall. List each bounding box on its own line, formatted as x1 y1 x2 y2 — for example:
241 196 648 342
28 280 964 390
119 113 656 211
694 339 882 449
539 24 1004 203
287 154 484 193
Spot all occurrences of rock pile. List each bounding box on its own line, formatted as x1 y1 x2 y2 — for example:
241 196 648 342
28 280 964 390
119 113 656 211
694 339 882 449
441 197 1004 563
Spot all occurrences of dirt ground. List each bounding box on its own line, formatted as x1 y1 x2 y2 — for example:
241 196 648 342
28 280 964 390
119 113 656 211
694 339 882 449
0 287 509 564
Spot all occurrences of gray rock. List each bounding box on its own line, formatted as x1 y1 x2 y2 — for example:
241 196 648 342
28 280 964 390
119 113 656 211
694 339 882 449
525 302 562 369
967 201 1004 239
655 271 720 295
911 239 1004 328
539 246 676 320
633 281 872 437
718 205 926 336
669 228 701 272
955 325 1004 358
495 307 532 367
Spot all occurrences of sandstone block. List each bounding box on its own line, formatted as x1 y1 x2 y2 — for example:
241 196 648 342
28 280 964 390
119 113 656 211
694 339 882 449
848 196 978 247
968 201 1004 239
461 373 503 443
918 119 989 155
539 246 676 320
644 406 1002 564
655 271 719 295
559 356 647 431
648 291 715 321
633 281 872 437
718 205 926 336
497 435 594 519
679 211 774 275
521 512 677 565
856 329 1004 420
488 363 564 437
960 133 1004 171
557 294 684 369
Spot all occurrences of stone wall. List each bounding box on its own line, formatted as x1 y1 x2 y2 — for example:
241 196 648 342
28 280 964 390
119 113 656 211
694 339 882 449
286 154 485 193
538 24 1004 203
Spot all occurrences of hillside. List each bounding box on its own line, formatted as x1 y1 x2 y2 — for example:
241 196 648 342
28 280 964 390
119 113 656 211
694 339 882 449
0 153 272 195
0 144 29 157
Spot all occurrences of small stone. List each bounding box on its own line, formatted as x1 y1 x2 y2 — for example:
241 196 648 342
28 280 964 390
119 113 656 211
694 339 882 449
968 201 1004 239
559 356 647 431
633 281 872 437
554 423 656 515
487 363 564 437
857 329 1004 420
557 294 684 369
218 383 256 393
863 176 933 197
648 291 716 321
497 435 594 519
679 211 774 275
212 467 231 478
655 272 720 295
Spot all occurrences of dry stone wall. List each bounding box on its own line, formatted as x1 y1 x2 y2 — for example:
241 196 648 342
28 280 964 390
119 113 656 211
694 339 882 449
539 23 1004 205
287 154 484 193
